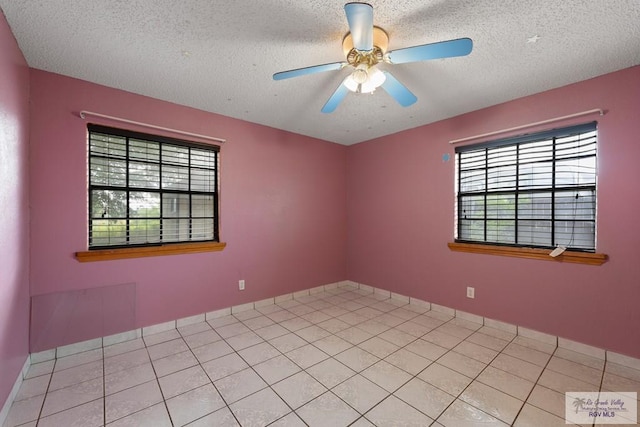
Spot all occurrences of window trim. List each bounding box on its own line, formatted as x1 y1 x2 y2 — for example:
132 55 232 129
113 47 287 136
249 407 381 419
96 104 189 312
76 241 226 262
454 122 598 252
448 242 607 266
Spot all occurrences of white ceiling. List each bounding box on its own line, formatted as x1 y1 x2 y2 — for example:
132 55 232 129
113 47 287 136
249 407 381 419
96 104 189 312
1 1 639 145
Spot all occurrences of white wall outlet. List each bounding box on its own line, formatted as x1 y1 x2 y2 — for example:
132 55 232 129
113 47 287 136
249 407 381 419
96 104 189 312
239 280 245 291
466 286 475 299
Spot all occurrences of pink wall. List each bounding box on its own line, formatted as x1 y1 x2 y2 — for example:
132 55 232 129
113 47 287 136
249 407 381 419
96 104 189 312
0 11 30 409
347 66 640 358
21 52 640 361
29 70 347 351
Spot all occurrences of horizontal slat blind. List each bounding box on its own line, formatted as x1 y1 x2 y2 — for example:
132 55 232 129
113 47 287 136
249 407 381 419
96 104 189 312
88 124 219 249
455 122 597 251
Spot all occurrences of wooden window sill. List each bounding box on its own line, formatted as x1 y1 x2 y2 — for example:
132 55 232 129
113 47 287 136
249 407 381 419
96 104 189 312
76 241 227 262
448 242 607 266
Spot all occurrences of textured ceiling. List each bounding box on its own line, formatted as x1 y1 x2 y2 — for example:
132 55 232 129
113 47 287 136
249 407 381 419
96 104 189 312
1 0 639 145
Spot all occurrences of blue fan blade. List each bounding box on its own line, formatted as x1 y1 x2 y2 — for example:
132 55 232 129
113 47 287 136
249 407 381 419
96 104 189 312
344 2 373 52
273 62 345 80
387 38 473 64
321 82 350 113
380 71 417 107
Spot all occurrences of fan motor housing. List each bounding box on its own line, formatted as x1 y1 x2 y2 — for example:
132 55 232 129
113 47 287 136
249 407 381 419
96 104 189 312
342 26 389 64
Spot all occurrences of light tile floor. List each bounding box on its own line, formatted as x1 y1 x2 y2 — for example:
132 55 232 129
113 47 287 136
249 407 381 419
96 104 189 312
4 286 640 426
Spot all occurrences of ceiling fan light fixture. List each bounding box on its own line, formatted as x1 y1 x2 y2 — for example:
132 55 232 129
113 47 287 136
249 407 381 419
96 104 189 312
367 66 386 89
352 64 369 84
344 74 359 92
345 65 386 94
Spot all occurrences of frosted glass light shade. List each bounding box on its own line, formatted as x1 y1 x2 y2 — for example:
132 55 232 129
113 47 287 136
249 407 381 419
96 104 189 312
344 66 386 94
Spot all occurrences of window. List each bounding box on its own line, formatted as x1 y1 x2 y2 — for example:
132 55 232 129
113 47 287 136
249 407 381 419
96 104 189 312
455 122 597 252
88 124 219 249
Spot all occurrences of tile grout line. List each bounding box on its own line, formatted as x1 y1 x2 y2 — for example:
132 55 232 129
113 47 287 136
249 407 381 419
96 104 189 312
510 343 560 425
102 343 106 427
142 338 176 427
179 326 232 424
33 354 55 425
592 351 609 427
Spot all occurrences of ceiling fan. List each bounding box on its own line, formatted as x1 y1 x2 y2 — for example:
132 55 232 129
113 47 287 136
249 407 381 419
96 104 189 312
273 2 473 113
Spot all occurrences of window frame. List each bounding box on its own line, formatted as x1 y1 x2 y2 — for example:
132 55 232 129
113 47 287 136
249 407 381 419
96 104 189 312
76 124 225 261
454 122 599 254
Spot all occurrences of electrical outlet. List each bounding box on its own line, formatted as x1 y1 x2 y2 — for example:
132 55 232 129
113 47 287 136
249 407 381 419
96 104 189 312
239 280 245 291
466 286 475 299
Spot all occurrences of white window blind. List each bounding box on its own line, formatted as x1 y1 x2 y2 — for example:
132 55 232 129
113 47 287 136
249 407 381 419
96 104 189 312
455 122 597 251
88 124 219 249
